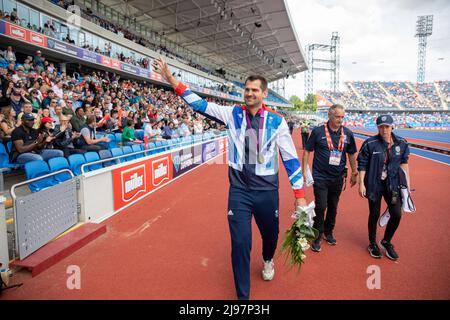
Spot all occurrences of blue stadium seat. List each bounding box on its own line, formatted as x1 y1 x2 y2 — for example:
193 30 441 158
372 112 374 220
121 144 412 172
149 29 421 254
131 144 143 159
114 133 122 146
6 140 12 153
24 160 55 192
161 140 169 151
84 152 102 171
98 149 115 167
0 143 21 170
122 146 135 161
48 157 72 183
110 147 124 163
135 130 144 140
147 142 156 154
68 154 86 176
106 133 117 149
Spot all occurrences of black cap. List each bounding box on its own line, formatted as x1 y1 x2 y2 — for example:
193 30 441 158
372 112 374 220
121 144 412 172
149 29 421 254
376 115 394 126
21 113 35 121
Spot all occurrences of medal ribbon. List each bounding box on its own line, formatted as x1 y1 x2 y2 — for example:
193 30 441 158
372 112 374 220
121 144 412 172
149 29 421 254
245 107 265 158
324 122 345 152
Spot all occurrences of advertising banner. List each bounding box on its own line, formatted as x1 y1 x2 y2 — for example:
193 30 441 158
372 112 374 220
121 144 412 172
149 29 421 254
171 144 202 178
150 72 163 81
100 56 112 67
112 153 173 211
28 31 47 48
4 22 27 41
79 49 99 64
202 140 219 162
111 59 121 69
121 63 139 75
47 38 79 57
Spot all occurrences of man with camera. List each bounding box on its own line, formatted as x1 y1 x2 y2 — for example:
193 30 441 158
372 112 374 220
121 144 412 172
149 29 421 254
357 115 410 261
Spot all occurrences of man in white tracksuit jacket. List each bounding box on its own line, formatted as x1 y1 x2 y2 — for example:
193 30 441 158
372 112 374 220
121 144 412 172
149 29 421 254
153 57 307 300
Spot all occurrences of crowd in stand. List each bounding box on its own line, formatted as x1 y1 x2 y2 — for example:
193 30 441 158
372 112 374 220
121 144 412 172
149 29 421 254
48 0 223 78
343 112 450 128
319 81 450 110
0 46 227 165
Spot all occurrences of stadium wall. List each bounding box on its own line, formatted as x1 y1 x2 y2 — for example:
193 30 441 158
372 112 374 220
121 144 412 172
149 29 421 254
79 136 227 223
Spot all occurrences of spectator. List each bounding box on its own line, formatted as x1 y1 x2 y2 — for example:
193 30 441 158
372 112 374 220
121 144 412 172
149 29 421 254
29 89 42 111
42 89 56 109
51 104 63 125
61 99 75 117
9 87 25 115
18 102 40 129
10 113 63 164
122 119 143 146
38 116 57 149
1 106 18 144
162 121 177 139
33 50 45 74
3 46 16 64
52 80 64 99
76 115 110 151
178 117 192 137
71 106 86 132
53 114 84 157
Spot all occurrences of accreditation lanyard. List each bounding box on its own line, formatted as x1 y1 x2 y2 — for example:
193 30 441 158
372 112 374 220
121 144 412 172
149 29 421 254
324 122 345 166
324 122 345 152
381 140 392 180
245 108 265 162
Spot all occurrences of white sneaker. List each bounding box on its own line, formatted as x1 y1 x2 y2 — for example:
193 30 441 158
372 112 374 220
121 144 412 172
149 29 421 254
262 259 275 281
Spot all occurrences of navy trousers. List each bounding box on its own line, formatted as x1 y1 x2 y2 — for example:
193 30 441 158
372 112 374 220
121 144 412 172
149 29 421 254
227 186 279 300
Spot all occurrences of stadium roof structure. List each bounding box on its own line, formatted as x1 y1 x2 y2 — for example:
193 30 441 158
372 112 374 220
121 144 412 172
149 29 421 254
100 0 308 82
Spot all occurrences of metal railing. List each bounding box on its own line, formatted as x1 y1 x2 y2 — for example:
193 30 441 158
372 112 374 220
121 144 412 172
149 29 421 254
80 134 226 174
10 169 75 259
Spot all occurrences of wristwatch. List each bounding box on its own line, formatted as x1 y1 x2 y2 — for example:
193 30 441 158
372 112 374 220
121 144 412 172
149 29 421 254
351 172 358 176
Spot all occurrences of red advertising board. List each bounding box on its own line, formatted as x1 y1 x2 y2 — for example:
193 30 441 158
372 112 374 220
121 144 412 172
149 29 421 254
112 154 173 211
29 31 47 47
101 56 112 67
5 23 27 41
111 59 121 69
150 72 163 81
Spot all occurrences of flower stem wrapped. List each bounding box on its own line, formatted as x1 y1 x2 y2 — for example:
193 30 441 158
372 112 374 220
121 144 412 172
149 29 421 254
280 201 319 271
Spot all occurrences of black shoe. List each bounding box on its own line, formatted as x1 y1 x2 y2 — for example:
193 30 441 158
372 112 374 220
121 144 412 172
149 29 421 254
324 233 337 245
311 237 321 252
368 243 382 259
379 240 399 261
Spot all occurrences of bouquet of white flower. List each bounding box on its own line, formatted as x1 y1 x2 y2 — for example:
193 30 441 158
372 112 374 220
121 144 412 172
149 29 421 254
280 201 319 271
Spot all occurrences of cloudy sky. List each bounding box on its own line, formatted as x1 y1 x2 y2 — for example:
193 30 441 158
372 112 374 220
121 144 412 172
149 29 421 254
283 0 450 99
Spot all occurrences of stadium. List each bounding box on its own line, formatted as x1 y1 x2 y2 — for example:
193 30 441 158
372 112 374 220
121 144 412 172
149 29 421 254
0 0 449 306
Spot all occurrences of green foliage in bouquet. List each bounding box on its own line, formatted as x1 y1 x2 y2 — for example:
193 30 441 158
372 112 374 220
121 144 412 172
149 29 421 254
280 209 319 271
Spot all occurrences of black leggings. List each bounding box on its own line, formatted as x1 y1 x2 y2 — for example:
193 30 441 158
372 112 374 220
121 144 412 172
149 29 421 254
368 181 402 244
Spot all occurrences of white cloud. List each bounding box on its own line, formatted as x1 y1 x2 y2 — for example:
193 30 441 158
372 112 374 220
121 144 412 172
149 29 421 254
283 0 450 99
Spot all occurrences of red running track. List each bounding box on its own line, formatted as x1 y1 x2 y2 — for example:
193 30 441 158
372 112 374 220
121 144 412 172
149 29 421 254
3 130 450 300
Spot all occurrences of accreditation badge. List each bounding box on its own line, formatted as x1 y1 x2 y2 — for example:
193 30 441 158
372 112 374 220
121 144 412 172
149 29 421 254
329 150 342 166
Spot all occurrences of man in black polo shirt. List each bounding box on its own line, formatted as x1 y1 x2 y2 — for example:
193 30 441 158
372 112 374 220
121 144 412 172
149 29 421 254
302 104 358 252
10 113 63 164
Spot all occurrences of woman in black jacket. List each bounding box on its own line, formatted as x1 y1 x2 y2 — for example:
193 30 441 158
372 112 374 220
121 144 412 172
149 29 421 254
357 115 410 261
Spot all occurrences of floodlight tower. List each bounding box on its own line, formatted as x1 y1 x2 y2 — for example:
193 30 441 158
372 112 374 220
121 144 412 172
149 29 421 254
415 15 433 83
304 32 340 98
